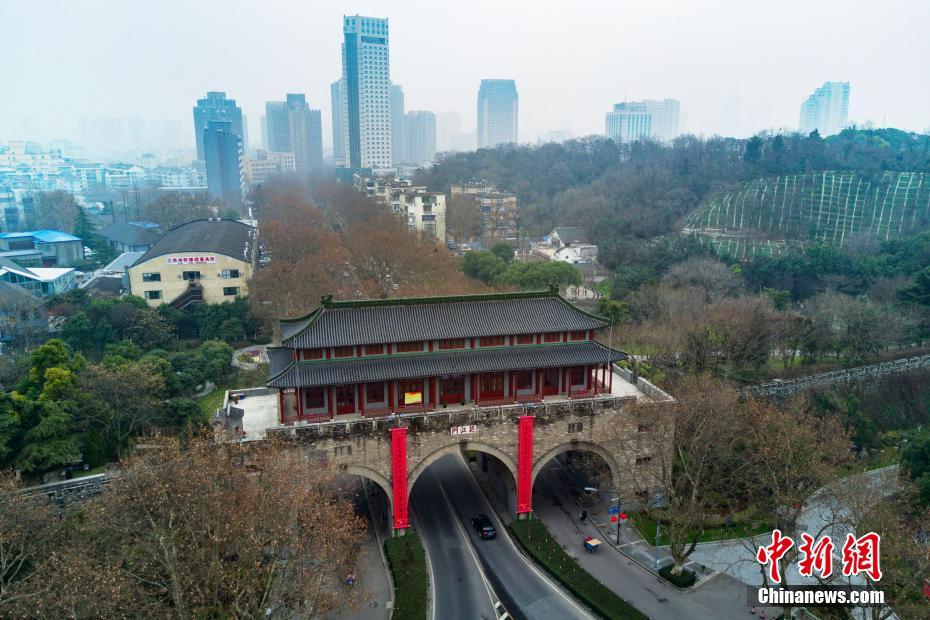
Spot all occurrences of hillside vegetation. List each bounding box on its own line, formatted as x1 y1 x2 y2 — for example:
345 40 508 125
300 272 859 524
684 171 930 258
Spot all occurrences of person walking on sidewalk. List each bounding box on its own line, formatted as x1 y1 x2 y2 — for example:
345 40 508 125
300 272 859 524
580 510 588 523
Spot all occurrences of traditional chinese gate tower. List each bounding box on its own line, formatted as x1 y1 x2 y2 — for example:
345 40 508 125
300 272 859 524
267 289 632 531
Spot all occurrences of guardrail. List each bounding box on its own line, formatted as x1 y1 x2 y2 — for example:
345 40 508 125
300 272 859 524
742 353 930 398
19 473 109 505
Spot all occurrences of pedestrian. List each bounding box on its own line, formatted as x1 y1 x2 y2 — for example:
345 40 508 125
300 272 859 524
580 510 588 523
346 574 355 586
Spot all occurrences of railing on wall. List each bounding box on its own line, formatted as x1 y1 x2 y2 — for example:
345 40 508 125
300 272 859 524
742 353 930 398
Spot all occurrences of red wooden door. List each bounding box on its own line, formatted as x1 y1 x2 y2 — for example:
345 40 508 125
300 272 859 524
479 372 505 399
335 385 356 414
440 376 465 404
542 368 560 395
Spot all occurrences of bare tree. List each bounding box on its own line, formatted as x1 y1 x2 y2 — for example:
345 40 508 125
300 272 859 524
5 435 367 618
614 378 750 575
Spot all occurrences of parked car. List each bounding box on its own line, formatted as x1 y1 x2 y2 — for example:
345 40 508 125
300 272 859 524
471 514 497 539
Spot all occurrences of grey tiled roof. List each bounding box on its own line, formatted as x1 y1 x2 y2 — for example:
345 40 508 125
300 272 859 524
268 340 625 388
281 292 607 349
268 347 294 379
97 222 161 247
133 219 254 266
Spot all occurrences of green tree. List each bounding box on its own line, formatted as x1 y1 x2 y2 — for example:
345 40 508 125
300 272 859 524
13 400 81 474
461 250 506 284
901 429 930 506
489 242 515 264
494 261 581 290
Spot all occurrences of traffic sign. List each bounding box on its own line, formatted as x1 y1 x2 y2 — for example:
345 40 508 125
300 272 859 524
608 505 620 515
610 515 618 523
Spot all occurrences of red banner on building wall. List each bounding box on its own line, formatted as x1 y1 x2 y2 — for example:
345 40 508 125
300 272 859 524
390 427 409 529
517 415 534 514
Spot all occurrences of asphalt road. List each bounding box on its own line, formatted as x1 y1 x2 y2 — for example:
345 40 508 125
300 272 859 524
411 454 596 620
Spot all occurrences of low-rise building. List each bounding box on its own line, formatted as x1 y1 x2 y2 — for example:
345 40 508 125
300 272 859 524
128 218 257 307
450 182 518 244
97 221 162 253
0 230 84 267
0 257 77 298
353 174 447 241
245 151 296 186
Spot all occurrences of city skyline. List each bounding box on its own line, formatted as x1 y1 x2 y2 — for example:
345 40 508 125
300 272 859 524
2 1 929 150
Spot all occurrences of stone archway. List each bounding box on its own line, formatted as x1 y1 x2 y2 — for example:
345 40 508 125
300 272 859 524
406 440 518 495
345 465 394 507
531 439 622 491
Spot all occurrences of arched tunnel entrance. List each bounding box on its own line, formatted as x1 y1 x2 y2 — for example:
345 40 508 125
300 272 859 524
531 442 623 523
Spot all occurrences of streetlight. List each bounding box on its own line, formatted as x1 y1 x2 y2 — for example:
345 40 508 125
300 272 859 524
654 521 661 569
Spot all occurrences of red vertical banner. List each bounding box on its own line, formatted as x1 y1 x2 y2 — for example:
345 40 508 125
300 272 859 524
391 427 409 530
517 415 534 514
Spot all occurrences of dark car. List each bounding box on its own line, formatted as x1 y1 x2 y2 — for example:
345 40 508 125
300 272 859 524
471 514 497 539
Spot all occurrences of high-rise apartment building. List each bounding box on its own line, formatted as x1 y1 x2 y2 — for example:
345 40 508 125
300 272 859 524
477 80 519 148
605 99 680 144
265 102 289 153
193 92 243 161
406 111 436 163
799 82 850 137
331 80 346 166
203 120 245 211
390 84 407 163
339 15 392 171
436 111 462 152
264 95 323 173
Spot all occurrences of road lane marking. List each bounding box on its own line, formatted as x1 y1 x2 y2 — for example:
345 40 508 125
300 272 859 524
454 453 598 620
437 482 500 616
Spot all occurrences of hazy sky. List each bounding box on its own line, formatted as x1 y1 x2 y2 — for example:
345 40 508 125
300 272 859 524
2 0 928 147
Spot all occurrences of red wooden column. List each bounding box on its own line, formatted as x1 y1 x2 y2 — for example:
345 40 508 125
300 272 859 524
517 415 534 516
359 384 365 417
608 362 613 393
327 386 335 419
390 427 409 532
278 390 285 423
388 381 395 411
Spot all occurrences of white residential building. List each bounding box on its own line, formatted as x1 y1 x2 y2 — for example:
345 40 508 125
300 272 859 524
799 82 850 137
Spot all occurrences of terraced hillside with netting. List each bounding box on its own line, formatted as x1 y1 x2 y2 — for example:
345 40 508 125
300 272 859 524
683 171 930 259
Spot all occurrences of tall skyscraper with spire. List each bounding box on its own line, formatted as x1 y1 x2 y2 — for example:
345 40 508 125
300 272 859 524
338 15 392 171
477 80 518 149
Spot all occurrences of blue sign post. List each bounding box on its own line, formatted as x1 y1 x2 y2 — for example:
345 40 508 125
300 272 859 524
608 505 620 515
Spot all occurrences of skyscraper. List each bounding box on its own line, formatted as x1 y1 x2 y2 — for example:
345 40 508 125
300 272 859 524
436 111 462 152
339 15 392 171
331 80 346 166
390 84 407 163
266 101 289 152
605 99 680 144
264 95 323 173
605 103 652 144
193 92 243 161
477 80 518 148
406 111 436 163
799 82 850 136
203 120 245 211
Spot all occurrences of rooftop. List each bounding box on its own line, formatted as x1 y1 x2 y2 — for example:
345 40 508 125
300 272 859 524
280 289 608 349
132 219 255 266
97 222 162 247
102 251 144 273
0 230 81 243
269 340 626 388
